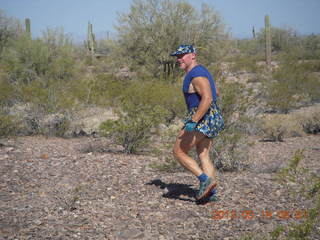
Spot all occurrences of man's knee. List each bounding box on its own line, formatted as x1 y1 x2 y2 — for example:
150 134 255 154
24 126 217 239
173 145 187 159
172 146 180 159
198 150 210 160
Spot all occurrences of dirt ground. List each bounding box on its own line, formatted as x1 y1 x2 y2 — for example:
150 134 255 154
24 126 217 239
0 135 319 240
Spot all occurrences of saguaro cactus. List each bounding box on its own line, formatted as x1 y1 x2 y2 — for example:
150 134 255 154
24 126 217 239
265 15 271 67
87 22 96 58
25 18 31 38
252 26 256 39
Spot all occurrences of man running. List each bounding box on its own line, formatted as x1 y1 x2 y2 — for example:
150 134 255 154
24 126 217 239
171 44 224 203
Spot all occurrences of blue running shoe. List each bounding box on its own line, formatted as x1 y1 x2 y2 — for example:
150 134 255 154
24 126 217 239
196 177 217 200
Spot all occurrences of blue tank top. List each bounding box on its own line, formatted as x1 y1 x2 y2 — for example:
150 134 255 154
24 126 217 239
183 65 217 111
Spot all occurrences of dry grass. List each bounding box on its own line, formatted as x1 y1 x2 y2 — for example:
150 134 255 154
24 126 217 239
260 105 320 141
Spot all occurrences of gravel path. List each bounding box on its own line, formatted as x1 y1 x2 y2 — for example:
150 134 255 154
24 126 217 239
0 135 319 240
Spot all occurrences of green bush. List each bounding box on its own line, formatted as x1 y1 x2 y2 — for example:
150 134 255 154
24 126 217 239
309 177 320 197
298 106 320 134
265 55 320 113
235 38 262 57
0 73 14 105
257 26 299 52
276 149 305 183
100 103 169 154
40 114 71 137
98 78 181 154
211 80 253 171
0 110 17 137
84 72 124 106
115 0 230 80
230 55 260 73
121 80 185 121
0 10 22 54
0 28 88 112
301 34 320 59
260 114 304 141
0 26 90 137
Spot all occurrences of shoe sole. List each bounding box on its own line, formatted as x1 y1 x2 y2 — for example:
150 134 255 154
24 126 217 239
196 181 217 200
196 195 218 205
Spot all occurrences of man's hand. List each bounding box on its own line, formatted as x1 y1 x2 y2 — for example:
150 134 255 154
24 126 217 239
185 120 197 132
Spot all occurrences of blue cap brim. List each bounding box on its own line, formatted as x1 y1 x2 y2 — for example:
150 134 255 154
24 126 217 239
170 51 182 56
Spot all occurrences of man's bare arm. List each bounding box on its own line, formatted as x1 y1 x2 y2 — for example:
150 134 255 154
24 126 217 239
191 76 212 123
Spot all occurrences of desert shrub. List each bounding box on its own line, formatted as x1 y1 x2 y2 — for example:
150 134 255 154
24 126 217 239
235 38 262 56
264 54 320 113
0 110 17 137
285 195 320 240
0 26 90 136
264 80 296 114
259 105 320 141
309 177 320 197
99 78 181 153
260 114 304 141
115 0 230 80
84 73 124 106
1 27 81 85
230 55 260 73
84 70 186 120
261 27 299 52
0 72 18 137
268 226 286 240
301 34 320 60
275 149 306 185
98 76 188 154
148 122 185 172
297 106 320 134
119 80 186 122
39 114 71 137
218 81 246 121
212 80 253 171
0 73 14 105
100 104 169 154
213 125 250 171
1 35 51 83
0 10 22 54
0 27 88 107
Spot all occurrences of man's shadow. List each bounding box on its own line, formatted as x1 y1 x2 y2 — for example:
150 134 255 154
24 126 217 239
146 179 197 203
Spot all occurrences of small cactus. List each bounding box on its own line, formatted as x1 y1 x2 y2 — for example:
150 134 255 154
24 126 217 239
252 26 256 39
87 22 96 58
25 18 31 38
265 15 271 67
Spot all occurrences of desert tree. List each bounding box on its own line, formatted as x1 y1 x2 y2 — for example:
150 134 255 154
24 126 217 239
0 10 23 53
115 0 230 81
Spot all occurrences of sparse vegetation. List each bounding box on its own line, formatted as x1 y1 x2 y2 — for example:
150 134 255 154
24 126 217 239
259 106 320 142
0 109 18 136
276 149 305 183
211 80 253 171
149 156 181 172
100 104 169 154
264 56 320 113
1 2 320 240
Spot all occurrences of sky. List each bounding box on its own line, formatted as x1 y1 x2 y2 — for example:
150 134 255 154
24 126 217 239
1 0 320 41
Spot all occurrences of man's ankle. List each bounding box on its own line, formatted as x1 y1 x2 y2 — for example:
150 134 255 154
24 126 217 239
197 173 209 182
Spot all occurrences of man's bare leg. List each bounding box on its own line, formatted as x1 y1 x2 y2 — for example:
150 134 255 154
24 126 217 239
173 130 217 200
173 130 207 177
196 137 216 181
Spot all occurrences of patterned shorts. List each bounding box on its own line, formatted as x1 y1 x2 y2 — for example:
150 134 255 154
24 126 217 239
184 102 225 138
